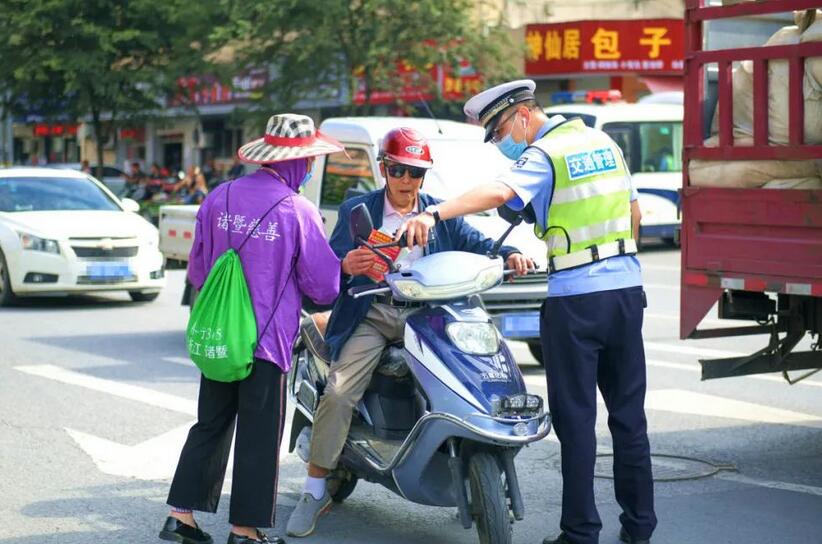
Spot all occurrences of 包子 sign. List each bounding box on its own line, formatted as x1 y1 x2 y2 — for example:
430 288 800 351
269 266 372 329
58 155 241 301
525 19 684 76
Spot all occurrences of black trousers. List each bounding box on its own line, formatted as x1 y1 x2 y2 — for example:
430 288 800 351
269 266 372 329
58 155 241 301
540 286 657 544
167 359 287 528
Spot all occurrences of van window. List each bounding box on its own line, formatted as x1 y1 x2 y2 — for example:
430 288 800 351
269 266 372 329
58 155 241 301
320 148 376 208
602 121 682 173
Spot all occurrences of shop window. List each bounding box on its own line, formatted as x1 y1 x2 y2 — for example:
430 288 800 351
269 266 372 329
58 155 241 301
320 148 375 208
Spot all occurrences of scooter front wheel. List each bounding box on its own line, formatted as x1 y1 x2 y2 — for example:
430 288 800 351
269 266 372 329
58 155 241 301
468 452 512 544
327 468 358 503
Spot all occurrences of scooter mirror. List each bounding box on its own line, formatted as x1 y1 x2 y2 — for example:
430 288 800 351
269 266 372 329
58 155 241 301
496 205 523 226
349 203 374 243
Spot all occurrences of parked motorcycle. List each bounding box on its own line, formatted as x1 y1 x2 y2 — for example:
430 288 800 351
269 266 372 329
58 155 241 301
288 203 551 544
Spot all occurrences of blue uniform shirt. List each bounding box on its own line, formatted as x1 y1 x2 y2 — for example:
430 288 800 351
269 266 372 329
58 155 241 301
497 116 643 297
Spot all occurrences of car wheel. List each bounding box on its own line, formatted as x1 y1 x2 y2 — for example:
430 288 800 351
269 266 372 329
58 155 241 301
0 249 19 307
129 290 160 302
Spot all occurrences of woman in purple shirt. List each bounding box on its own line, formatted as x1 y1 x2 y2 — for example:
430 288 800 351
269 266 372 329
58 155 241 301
160 114 343 544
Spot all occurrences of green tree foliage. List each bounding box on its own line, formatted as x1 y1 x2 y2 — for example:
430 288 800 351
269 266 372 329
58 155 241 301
0 0 226 174
217 0 518 119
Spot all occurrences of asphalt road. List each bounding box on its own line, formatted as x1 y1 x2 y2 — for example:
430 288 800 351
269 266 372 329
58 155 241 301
1 244 821 544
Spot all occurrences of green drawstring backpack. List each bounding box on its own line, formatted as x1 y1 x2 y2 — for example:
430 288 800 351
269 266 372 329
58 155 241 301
186 183 295 382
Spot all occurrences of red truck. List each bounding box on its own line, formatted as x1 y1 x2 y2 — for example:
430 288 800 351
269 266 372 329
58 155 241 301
681 0 822 382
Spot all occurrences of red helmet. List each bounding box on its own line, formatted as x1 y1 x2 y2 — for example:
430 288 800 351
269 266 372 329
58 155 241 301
379 127 433 169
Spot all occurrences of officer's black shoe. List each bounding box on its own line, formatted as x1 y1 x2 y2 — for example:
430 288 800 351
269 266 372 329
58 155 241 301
619 527 650 544
159 516 213 544
542 533 576 544
226 530 285 544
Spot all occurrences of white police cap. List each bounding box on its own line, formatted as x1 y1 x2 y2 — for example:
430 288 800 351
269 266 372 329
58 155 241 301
464 79 536 142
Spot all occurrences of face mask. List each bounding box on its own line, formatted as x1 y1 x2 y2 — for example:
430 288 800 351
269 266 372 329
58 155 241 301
300 159 314 187
495 115 528 160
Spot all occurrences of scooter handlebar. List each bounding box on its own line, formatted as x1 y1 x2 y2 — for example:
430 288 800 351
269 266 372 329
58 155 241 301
348 283 391 299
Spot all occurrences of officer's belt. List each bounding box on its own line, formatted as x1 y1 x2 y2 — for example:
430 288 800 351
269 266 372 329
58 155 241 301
548 239 637 274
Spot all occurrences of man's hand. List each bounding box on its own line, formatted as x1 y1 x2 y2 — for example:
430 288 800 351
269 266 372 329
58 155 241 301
395 212 436 249
341 247 374 276
506 253 535 277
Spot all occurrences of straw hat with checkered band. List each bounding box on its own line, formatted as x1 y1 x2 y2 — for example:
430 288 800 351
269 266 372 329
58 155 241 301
237 113 345 164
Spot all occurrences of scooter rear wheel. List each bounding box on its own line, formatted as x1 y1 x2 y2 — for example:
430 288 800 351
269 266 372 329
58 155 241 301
468 452 511 544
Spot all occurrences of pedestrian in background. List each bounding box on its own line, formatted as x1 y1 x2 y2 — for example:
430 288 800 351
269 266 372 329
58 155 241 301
160 113 344 544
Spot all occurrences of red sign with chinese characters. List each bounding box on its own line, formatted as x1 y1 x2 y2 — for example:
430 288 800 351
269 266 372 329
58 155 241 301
525 19 684 76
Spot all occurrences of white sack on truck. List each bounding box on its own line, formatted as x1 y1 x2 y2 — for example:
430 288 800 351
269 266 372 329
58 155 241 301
694 14 822 189
689 136 822 188
728 23 822 146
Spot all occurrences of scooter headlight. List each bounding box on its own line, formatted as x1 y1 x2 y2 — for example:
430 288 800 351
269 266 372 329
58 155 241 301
446 322 500 356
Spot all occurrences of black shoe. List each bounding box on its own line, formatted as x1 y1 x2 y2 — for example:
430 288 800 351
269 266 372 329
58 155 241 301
159 516 213 544
543 533 576 544
620 527 650 544
226 530 285 544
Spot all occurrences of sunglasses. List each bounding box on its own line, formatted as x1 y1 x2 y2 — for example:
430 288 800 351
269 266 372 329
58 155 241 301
489 110 519 144
385 162 426 179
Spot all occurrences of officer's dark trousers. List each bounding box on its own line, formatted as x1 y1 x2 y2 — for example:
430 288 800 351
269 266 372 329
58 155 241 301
167 359 287 528
540 286 657 544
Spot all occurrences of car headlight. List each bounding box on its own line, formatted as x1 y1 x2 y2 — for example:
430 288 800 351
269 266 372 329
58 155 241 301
19 232 60 254
446 322 500 355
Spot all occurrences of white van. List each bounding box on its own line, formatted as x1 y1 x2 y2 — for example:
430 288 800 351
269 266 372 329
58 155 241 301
544 103 683 245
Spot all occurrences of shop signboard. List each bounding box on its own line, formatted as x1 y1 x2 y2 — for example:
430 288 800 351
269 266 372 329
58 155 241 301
525 19 684 76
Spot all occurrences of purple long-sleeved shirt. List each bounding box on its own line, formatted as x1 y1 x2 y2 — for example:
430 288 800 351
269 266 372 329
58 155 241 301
188 169 340 371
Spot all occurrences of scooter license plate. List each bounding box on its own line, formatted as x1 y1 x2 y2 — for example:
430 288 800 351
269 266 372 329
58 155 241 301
500 312 540 338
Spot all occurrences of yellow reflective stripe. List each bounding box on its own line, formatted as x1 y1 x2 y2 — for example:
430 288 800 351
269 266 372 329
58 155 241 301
551 175 631 205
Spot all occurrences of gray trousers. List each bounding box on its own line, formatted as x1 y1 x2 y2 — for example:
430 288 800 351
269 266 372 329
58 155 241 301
309 303 414 469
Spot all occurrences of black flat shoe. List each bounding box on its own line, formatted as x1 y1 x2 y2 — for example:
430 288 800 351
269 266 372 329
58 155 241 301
620 527 650 544
226 530 285 544
159 516 213 544
542 533 576 544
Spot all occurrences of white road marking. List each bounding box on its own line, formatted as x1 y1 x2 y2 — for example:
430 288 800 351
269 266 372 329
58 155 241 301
646 359 822 388
644 341 745 358
645 389 822 427
163 356 193 366
643 283 680 291
717 472 822 497
15 364 197 416
644 312 727 327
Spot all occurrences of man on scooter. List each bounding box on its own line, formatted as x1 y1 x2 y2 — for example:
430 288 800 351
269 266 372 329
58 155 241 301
287 127 534 538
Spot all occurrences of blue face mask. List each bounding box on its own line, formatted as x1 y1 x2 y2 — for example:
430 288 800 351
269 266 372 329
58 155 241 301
494 113 528 160
496 133 528 160
300 160 313 187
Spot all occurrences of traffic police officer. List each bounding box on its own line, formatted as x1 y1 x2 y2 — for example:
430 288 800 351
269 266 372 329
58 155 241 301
397 80 657 544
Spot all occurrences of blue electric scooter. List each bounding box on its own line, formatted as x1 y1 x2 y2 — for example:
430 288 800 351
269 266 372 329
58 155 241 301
289 203 551 544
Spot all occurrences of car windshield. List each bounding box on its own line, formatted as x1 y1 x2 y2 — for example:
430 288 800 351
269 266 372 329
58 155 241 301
602 121 682 173
0 176 121 212
425 139 512 215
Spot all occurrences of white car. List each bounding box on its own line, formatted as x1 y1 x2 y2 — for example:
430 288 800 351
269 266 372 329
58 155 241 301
0 167 165 305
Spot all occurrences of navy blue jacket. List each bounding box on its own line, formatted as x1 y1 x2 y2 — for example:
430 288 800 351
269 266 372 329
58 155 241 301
324 188 519 361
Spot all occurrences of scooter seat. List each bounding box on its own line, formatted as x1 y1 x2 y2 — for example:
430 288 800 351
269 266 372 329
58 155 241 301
300 313 331 366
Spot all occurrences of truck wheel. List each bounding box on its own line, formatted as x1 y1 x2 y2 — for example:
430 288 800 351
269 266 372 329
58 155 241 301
129 291 160 302
527 341 544 366
0 249 19 307
327 468 358 503
468 452 511 544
